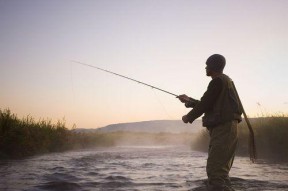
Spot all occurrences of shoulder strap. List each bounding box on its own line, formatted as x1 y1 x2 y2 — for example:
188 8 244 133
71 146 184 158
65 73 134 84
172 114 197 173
232 81 257 163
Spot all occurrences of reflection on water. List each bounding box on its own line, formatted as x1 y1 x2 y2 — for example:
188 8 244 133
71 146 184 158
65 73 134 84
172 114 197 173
0 146 287 191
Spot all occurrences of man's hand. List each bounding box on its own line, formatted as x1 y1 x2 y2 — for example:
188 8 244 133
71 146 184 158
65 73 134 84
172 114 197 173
182 115 190 123
177 94 190 103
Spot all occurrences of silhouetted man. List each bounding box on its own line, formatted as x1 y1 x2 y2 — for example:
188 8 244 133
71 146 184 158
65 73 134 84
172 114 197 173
178 54 242 191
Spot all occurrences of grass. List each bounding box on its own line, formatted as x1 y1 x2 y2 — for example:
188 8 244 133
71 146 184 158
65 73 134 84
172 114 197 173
0 108 194 159
191 115 288 162
0 109 115 159
3 108 286 162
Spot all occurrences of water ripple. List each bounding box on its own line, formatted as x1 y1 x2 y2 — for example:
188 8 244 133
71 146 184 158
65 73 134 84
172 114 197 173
0 146 287 191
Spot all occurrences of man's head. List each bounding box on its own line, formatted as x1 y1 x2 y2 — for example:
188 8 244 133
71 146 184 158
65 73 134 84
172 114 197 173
205 54 226 76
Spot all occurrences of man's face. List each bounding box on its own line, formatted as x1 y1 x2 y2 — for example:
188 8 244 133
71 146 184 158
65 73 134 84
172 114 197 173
206 66 212 76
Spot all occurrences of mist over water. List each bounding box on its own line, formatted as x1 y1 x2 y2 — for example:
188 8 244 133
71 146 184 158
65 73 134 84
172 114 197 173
0 146 287 191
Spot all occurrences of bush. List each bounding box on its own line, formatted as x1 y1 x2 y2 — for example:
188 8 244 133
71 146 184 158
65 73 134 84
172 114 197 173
0 109 194 159
0 109 122 159
191 116 288 162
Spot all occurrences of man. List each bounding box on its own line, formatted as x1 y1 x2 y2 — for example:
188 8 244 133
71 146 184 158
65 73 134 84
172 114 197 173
177 54 242 191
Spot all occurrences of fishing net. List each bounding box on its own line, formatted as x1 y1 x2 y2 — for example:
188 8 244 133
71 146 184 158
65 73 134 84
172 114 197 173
232 82 257 163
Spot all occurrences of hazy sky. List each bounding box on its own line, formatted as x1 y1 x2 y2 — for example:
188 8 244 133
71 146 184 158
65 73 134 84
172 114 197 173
1 0 287 128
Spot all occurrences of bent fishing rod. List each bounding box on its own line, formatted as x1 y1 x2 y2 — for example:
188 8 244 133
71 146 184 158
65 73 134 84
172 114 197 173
71 60 178 97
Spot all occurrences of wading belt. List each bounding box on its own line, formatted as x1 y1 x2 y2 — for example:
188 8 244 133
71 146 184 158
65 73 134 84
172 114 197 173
232 82 257 163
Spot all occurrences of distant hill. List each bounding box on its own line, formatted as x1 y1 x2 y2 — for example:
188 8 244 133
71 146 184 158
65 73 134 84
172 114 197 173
75 120 203 134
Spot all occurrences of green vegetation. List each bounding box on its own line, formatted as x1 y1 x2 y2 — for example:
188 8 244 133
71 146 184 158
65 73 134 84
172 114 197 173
191 116 288 162
5 107 286 162
0 109 194 159
0 109 113 159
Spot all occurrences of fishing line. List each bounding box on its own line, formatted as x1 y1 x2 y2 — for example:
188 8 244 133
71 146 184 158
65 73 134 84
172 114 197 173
71 60 179 97
151 88 175 120
70 62 78 121
71 60 179 121
70 62 76 103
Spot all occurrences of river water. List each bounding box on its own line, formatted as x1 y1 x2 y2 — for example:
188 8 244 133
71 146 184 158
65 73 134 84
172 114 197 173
0 146 287 191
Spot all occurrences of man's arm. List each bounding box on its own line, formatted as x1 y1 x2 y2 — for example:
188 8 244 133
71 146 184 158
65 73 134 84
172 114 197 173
177 95 199 108
185 97 200 108
185 78 223 123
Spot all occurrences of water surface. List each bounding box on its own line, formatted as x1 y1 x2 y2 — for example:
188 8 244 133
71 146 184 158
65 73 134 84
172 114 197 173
0 146 287 190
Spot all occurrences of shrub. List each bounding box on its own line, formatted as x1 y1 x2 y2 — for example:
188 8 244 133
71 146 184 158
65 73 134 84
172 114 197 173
191 116 288 162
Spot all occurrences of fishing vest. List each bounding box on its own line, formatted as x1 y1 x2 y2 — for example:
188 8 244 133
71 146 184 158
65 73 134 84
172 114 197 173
202 74 242 128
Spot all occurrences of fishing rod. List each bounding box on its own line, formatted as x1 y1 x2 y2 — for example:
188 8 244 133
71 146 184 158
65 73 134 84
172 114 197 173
71 60 178 97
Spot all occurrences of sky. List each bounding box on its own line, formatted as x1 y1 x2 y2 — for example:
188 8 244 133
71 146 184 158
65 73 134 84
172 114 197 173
0 0 287 128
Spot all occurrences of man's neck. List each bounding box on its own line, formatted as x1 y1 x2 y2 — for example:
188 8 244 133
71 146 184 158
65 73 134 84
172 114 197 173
211 72 223 79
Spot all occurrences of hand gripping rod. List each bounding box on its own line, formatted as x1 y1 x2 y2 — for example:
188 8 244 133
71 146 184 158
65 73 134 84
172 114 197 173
71 61 178 97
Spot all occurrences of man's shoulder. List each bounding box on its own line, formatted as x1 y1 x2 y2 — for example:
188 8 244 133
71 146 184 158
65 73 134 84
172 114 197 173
214 74 233 84
219 73 232 81
208 77 223 88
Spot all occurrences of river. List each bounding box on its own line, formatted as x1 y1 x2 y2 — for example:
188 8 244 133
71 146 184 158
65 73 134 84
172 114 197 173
0 146 287 191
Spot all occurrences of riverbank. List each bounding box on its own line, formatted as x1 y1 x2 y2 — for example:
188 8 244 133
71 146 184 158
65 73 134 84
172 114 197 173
0 109 194 159
1 109 287 162
191 116 288 162
0 109 108 159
